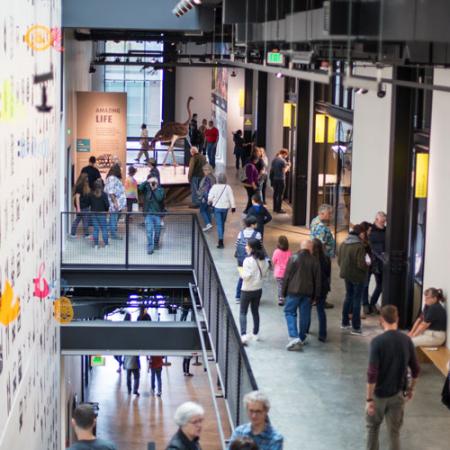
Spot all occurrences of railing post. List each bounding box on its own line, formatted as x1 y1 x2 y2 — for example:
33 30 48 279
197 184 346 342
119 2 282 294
191 214 196 268
125 212 129 268
236 355 242 426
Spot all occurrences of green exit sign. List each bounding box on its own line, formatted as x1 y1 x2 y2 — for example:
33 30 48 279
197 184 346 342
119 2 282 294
91 356 105 366
267 52 284 65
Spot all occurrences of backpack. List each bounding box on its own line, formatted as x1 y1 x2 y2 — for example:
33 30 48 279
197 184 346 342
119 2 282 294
235 229 258 264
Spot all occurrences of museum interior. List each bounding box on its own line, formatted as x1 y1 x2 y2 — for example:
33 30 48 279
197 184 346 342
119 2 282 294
1 1 450 449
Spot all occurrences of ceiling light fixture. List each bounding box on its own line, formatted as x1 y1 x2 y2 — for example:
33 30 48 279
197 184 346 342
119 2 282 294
172 0 202 18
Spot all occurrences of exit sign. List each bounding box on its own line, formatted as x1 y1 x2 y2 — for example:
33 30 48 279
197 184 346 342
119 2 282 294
91 356 105 366
267 52 284 65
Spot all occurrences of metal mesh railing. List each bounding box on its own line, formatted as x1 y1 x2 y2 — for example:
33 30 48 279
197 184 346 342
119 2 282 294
192 218 258 428
61 212 193 267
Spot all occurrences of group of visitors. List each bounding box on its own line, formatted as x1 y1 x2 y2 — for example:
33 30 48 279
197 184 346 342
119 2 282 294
70 156 165 254
68 389 283 450
189 114 220 169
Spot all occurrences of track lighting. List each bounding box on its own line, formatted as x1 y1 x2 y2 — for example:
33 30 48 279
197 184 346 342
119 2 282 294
230 70 237 78
276 72 284 79
355 88 368 95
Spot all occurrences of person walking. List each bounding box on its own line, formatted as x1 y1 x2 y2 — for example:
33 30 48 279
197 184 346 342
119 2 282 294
188 146 207 208
123 354 140 396
137 306 152 321
230 391 283 450
408 288 447 347
338 224 370 335
104 164 126 240
272 236 292 306
198 118 208 155
234 216 262 303
359 221 373 319
269 149 290 214
366 305 420 450
282 240 321 351
166 402 205 450
149 355 163 396
139 175 165 255
183 357 193 377
204 120 219 169
197 164 216 231
246 193 272 239
368 211 387 313
81 156 102 190
233 130 246 170
70 173 91 239
257 147 269 205
207 173 236 248
124 165 138 213
242 155 260 214
68 404 117 449
135 123 150 163
311 238 331 342
239 238 269 344
89 180 109 250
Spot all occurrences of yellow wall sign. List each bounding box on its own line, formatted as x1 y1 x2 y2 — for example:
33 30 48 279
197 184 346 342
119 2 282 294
53 296 74 324
0 280 21 326
283 103 296 128
315 114 326 143
415 153 429 198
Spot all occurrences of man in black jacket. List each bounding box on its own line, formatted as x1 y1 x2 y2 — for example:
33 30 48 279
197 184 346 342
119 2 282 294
282 240 321 351
368 211 386 313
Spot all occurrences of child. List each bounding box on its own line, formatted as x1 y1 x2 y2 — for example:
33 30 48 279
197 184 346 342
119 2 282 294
272 235 292 305
125 165 138 212
246 193 272 239
235 216 262 303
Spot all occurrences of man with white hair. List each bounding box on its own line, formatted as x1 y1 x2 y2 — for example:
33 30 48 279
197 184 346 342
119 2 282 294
166 401 205 450
368 211 387 314
229 391 283 450
138 175 165 255
282 240 321 351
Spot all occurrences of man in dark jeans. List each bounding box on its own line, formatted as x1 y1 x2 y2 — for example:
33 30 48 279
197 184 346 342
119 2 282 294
123 355 140 396
366 305 420 450
270 149 290 214
369 211 386 313
338 224 369 335
282 240 321 351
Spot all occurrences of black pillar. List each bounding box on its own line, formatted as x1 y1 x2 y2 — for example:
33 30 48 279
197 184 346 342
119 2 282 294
292 79 311 226
383 67 416 329
162 43 176 123
256 71 267 147
243 69 253 143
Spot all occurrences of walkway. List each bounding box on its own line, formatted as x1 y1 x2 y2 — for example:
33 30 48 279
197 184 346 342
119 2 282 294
201 169 450 450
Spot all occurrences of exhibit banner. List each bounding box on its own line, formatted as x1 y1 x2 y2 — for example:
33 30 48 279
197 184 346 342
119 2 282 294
211 67 228 165
76 91 127 177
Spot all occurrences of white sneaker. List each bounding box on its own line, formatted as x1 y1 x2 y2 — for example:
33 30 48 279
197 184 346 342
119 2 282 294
241 334 250 345
94 245 99 250
286 338 302 351
202 223 213 232
252 334 259 342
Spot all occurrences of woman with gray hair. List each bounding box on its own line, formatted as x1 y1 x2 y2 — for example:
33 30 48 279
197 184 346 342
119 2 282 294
208 173 236 248
166 401 205 450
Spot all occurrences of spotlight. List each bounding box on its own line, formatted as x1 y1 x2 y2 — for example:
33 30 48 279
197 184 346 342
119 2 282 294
276 72 284 79
355 88 368 95
230 70 237 78
377 83 386 98
89 64 96 74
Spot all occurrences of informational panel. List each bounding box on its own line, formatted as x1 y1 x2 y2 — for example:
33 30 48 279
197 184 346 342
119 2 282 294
76 91 127 177
211 67 228 165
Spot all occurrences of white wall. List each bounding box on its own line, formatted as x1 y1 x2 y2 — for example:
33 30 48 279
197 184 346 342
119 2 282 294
423 68 450 349
226 69 245 167
266 74 284 161
350 66 393 225
175 67 212 124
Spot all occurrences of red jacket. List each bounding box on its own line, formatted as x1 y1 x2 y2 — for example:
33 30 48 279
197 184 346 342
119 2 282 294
205 127 219 143
149 356 164 369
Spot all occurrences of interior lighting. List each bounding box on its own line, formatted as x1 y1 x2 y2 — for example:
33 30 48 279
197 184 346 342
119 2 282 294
172 0 202 17
276 71 284 79
355 88 368 95
415 153 429 198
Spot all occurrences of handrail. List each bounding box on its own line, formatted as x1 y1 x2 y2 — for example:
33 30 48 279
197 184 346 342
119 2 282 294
189 283 227 450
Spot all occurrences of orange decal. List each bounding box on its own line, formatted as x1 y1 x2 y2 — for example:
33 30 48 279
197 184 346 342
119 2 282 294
24 25 52 51
0 280 21 326
53 297 74 324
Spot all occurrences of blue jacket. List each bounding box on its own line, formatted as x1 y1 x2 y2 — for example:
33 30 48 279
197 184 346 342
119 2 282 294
229 423 283 450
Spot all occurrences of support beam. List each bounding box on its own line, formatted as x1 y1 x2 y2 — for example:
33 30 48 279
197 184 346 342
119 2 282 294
383 67 416 328
244 69 254 142
162 43 176 123
256 71 267 147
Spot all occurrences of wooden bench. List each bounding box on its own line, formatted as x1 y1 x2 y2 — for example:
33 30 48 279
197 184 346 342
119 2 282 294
418 346 450 376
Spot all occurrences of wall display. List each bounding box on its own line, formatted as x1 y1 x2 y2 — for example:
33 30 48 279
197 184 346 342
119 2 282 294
76 91 127 178
211 67 228 165
32 263 50 300
0 0 61 448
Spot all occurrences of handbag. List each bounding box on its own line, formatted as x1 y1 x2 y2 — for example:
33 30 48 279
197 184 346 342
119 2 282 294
442 371 450 409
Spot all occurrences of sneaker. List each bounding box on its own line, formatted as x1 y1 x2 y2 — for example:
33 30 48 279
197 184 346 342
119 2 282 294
276 209 287 214
318 336 327 343
157 392 162 397
94 245 99 251
252 334 259 342
147 249 154 255
340 325 352 330
133 391 140 396
324 302 334 309
351 329 363 336
160 220 165 227
241 334 250 345
84 235 92 239
202 223 213 232
286 338 301 350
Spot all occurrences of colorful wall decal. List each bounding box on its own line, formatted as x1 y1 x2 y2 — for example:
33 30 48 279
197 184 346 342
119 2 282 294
0 280 21 326
33 263 49 300
53 297 74 324
23 25 64 52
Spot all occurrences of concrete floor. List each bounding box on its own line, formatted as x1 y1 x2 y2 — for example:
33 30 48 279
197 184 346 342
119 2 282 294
200 169 450 450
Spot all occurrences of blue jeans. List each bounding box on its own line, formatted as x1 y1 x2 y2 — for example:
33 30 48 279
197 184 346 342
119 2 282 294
342 280 364 330
362 271 370 306
284 295 312 342
92 214 109 246
71 207 90 236
206 142 217 168
191 176 201 205
316 295 328 340
213 207 228 240
150 367 162 393
236 276 243 299
145 214 161 252
109 212 120 238
199 202 211 226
